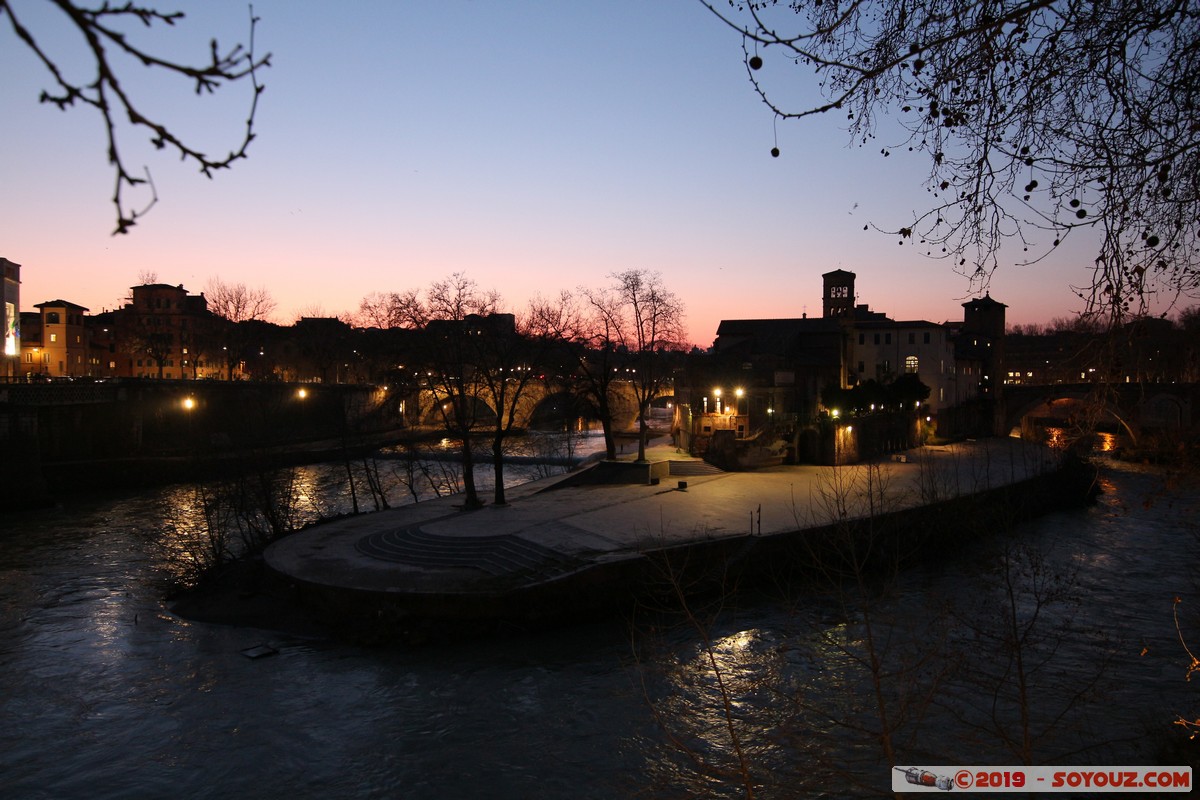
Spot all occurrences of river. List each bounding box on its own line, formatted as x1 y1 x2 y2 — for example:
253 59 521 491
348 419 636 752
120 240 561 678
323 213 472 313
1 455 1197 798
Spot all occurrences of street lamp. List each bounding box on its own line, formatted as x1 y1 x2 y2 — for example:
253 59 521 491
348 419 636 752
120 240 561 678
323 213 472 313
713 387 722 414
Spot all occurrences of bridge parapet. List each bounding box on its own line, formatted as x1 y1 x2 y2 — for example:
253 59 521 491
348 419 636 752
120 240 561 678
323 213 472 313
1003 382 1198 437
1 383 120 405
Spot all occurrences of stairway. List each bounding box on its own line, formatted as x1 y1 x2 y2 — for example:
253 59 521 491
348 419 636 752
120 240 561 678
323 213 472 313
355 526 581 580
666 460 724 477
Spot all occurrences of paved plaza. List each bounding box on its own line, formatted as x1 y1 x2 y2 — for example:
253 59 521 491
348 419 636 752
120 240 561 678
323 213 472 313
265 437 1061 598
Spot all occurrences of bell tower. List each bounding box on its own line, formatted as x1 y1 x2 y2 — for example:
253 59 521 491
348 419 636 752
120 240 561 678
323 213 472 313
822 269 855 318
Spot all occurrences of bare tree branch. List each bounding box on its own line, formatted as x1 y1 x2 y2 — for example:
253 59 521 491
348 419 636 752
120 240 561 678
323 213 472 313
2 0 270 233
702 0 1200 322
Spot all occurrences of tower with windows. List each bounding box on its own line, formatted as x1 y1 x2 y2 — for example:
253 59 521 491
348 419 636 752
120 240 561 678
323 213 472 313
822 269 856 318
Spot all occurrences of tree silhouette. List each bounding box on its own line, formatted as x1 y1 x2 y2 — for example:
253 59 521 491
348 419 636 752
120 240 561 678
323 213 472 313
585 270 687 462
702 0 1200 320
2 0 269 233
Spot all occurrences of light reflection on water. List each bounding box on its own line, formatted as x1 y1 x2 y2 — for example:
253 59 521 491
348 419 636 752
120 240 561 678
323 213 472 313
0 459 1197 798
1041 426 1120 452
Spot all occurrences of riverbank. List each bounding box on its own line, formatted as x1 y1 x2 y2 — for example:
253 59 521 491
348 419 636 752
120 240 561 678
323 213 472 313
170 437 1097 643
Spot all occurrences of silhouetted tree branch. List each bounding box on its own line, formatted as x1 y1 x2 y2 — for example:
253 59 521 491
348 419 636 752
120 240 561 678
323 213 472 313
702 0 1200 321
2 0 269 233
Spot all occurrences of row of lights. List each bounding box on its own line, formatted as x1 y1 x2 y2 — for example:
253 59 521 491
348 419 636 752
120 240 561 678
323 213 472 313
703 387 744 414
181 386 310 411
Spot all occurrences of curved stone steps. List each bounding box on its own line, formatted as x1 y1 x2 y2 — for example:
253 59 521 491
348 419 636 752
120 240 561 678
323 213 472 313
667 460 724 476
355 527 580 579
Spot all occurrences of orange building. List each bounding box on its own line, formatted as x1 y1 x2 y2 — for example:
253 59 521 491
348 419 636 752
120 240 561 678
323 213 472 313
18 300 90 379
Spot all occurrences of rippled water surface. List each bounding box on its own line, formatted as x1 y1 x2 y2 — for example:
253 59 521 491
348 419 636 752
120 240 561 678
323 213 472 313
1 459 1197 798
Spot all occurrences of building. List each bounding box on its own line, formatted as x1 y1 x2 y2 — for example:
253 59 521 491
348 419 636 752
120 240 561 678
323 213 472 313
2 258 19 380
18 300 90 379
681 270 1003 461
97 283 219 379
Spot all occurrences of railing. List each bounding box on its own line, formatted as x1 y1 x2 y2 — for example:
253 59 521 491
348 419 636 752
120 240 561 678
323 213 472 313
0 383 120 405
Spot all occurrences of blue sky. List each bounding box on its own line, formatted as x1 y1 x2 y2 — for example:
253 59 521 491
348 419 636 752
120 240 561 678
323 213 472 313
2 0 1104 345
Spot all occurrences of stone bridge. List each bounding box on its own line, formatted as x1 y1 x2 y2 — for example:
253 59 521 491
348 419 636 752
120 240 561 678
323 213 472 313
1002 382 1197 442
411 378 675 433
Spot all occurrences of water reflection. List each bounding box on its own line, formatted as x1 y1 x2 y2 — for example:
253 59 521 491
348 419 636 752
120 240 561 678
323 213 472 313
1042 426 1119 452
1 460 1197 798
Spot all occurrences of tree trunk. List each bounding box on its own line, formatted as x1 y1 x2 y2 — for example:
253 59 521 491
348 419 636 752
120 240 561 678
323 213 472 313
459 435 482 509
492 437 507 505
636 405 648 462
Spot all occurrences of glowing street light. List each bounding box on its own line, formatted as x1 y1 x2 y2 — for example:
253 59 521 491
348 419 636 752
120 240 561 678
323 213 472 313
182 396 196 411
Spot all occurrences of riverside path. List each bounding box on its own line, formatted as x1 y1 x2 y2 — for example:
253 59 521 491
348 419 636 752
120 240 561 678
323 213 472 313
263 436 1069 629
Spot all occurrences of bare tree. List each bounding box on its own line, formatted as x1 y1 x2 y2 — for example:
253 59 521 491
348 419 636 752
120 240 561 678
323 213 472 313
585 270 687 462
530 289 626 460
701 0 1200 321
3 1 270 233
409 273 501 510
354 290 421 330
204 278 276 380
472 303 562 506
206 278 277 323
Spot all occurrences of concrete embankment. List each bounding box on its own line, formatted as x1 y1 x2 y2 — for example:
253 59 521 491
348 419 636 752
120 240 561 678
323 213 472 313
262 439 1097 642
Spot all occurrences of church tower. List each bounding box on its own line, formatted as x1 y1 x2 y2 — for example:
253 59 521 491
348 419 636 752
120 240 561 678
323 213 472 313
822 269 856 318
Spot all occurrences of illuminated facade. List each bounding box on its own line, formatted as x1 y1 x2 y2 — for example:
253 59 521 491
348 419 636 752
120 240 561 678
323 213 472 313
19 300 90 379
694 270 1003 453
99 283 219 379
1 257 19 379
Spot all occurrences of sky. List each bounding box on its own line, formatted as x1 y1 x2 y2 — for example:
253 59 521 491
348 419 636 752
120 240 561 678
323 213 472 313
1 0 1118 347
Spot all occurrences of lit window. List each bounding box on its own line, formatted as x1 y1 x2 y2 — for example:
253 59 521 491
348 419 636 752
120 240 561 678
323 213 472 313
50 333 57 343
905 356 918 374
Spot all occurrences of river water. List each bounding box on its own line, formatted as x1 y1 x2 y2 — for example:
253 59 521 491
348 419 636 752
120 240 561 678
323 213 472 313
1 456 1198 798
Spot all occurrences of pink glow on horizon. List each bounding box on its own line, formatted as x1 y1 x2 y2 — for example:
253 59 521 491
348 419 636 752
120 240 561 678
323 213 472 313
3 1 1161 350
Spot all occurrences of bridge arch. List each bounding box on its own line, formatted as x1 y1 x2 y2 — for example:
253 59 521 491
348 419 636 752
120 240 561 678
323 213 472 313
526 391 598 431
417 394 498 428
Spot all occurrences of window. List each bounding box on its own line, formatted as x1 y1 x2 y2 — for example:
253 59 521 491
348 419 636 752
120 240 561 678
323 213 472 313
908 333 915 344
858 333 865 345
46 312 60 324
885 333 892 344
923 332 931 344
874 333 880 345
905 356 919 374
858 361 865 374
49 333 57 343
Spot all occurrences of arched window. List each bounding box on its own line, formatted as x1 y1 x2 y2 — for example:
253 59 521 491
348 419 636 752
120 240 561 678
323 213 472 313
905 355 919 374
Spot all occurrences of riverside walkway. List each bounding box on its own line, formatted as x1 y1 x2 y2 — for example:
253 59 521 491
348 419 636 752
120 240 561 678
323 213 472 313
264 437 1067 620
